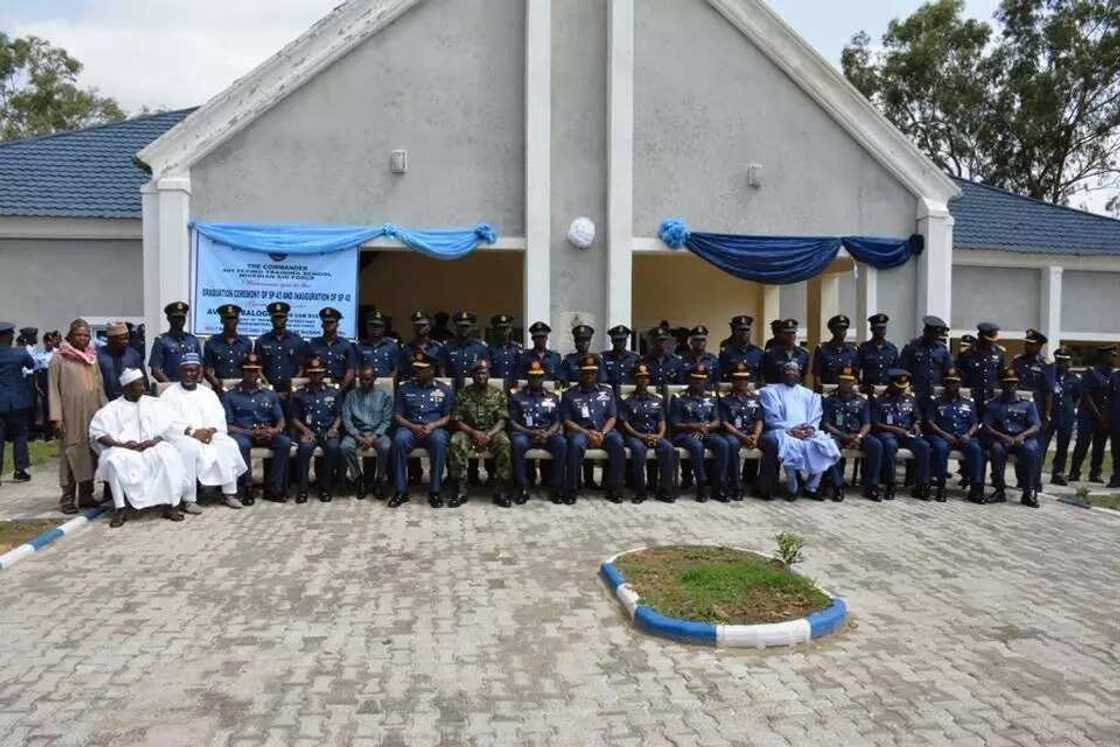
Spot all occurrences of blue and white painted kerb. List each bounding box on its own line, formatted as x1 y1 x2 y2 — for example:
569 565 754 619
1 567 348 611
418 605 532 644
601 548 848 648
0 507 108 571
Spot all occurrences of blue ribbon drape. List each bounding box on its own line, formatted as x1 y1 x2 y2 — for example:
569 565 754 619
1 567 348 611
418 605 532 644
190 221 498 260
657 219 920 285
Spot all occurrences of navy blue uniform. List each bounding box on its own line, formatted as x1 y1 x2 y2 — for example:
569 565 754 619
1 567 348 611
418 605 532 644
204 334 254 381
822 392 882 490
518 348 562 383
680 352 719 387
97 346 147 401
254 330 306 393
644 352 684 386
958 346 1006 418
559 351 605 386
561 384 625 492
508 388 566 492
306 336 358 384
1110 371 1120 484
399 340 444 381
762 346 810 384
291 385 343 492
391 380 455 494
0 346 35 474
873 391 931 486
899 338 954 401
1049 370 1082 479
856 340 899 387
924 395 983 487
148 332 202 382
357 338 400 378
812 342 858 386
984 395 1041 490
669 391 731 489
1013 353 1054 488
718 343 764 382
224 385 291 493
718 391 764 494
440 338 489 389
488 340 524 387
601 350 641 390
621 390 674 494
1070 365 1113 479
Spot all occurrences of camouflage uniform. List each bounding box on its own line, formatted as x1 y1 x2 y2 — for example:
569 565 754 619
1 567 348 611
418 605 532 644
449 385 512 482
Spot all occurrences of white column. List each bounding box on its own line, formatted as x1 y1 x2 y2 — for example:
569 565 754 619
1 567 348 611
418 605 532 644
916 198 954 337
1040 265 1063 355
606 0 635 332
761 284 780 347
141 182 161 357
155 175 193 330
523 0 551 343
855 265 879 342
819 273 840 334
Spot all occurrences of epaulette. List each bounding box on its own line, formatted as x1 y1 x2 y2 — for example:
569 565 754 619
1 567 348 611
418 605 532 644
997 344 1007 353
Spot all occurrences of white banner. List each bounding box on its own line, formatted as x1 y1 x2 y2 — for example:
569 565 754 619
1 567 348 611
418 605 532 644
192 231 358 338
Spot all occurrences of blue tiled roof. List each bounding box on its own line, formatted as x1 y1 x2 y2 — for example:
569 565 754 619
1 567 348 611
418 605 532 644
950 176 1120 256
0 109 195 219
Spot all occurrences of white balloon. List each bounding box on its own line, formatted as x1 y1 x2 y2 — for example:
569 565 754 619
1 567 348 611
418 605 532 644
567 217 596 249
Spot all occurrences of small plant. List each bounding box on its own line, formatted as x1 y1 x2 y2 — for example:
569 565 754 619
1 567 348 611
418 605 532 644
775 532 805 567
1075 486 1091 500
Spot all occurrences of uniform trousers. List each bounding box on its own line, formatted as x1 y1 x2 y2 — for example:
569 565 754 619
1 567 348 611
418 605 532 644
565 431 624 492
0 409 31 473
988 438 1040 490
672 434 731 489
624 436 675 494
295 433 342 492
828 435 883 489
719 435 752 493
877 433 931 486
340 433 391 485
1070 418 1108 478
449 431 512 483
231 433 291 492
1049 424 1074 477
757 431 782 493
391 428 448 494
926 435 983 487
511 433 566 491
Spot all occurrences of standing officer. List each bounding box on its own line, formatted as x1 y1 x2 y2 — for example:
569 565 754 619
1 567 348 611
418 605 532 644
356 309 399 379
398 310 444 382
223 353 291 504
717 363 764 501
560 356 626 503
821 366 882 502
718 315 764 382
20 327 48 440
984 368 1042 507
619 362 675 504
149 301 202 383
762 319 810 384
306 307 357 390
560 324 603 385
254 301 305 403
899 316 954 403
508 360 567 504
958 322 1006 421
872 369 932 500
811 315 858 390
644 327 684 386
957 334 976 357
510 360 568 501
487 314 523 389
856 314 899 394
290 357 343 503
1069 346 1115 483
97 321 147 401
441 311 489 390
448 359 512 507
203 304 253 393
923 368 985 503
1048 347 1082 486
601 325 640 394
763 319 784 350
1109 366 1120 488
518 321 562 382
1012 329 1054 490
390 351 454 508
0 322 35 485
680 326 719 388
670 364 731 502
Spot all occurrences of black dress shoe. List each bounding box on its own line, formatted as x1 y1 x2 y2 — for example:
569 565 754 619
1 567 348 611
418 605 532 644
564 493 577 505
1068 472 1081 483
388 492 409 508
1021 492 1039 508
606 490 623 504
319 490 332 503
109 509 128 528
12 470 31 483
883 484 896 501
967 486 987 504
355 485 368 500
295 491 308 504
374 483 387 501
631 491 647 504
550 491 564 505
429 493 446 508
802 487 823 501
831 486 845 502
935 485 947 502
712 486 730 503
1088 473 1103 484
862 487 881 503
758 491 774 502
513 489 529 505
911 484 930 501
1108 477 1120 489
493 493 512 508
655 491 676 503
729 488 744 502
1049 474 1068 486
987 488 1007 504
694 486 709 503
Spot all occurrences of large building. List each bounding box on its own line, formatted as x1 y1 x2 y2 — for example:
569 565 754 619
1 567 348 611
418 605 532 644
1 0 1118 358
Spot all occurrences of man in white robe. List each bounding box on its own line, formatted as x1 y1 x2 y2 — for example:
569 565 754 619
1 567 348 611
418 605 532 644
161 353 248 511
89 369 190 528
758 361 841 500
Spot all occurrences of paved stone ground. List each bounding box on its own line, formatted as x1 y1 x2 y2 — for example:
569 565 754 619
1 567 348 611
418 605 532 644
1 463 1119 746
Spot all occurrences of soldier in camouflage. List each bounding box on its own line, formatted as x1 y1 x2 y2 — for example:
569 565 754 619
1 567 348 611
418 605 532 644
449 358 513 506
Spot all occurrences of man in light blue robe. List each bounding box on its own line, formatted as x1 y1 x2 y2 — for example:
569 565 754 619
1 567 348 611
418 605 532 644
759 361 841 499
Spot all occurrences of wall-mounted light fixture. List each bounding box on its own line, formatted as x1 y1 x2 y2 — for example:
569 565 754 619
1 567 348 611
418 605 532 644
390 149 408 174
747 163 764 188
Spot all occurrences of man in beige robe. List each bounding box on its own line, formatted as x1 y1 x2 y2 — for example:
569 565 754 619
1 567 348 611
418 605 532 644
48 319 107 514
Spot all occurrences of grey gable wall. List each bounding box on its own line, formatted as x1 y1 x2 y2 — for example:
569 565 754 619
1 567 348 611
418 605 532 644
191 0 526 233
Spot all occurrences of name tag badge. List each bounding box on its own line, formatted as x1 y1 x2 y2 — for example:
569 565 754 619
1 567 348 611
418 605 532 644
885 413 894 425
580 405 591 419
525 414 534 427
734 417 743 429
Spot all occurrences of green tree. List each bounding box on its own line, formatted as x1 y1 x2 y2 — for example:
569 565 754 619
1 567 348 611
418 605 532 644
843 0 1120 205
0 32 125 142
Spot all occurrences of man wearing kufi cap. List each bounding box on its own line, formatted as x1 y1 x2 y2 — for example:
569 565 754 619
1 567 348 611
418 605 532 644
644 326 684 386
97 321 147 402
441 311 489 391
0 321 36 484
761 319 810 385
389 350 456 508
486 314 523 390
958 322 1006 422
161 352 249 511
821 366 883 501
718 315 764 383
811 315 858 389
601 324 640 393
670 361 732 501
871 369 933 500
1012 329 1055 491
291 357 345 503
254 302 306 397
89 369 192 527
508 360 567 504
856 314 899 389
923 367 985 503
560 324 604 386
224 353 292 503
399 310 444 381
983 367 1042 507
203 304 254 393
560 355 625 502
357 309 400 379
1047 347 1082 485
717 363 765 501
899 316 954 402
306 307 358 390
1069 345 1116 483
517 321 561 382
620 362 675 503
149 301 202 384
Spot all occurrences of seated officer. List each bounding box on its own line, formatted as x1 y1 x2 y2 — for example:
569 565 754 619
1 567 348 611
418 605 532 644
812 315 858 390
560 355 625 503
872 369 932 501
821 366 882 502
560 324 603 385
923 367 984 503
307 307 358 390
983 368 1042 508
390 351 455 508
203 304 254 393
718 315 764 382
518 321 562 382
717 363 764 501
441 311 489 390
448 359 511 507
223 354 291 504
670 364 731 502
356 309 399 379
620 363 675 504
291 357 343 503
255 302 305 400
509 361 567 504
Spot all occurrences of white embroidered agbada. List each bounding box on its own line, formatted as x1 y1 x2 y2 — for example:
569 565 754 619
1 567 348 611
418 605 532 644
759 383 841 476
89 395 189 509
161 382 247 499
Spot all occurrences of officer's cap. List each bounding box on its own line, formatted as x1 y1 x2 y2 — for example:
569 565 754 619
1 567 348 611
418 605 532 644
19 326 37 337
922 315 948 330
828 315 850 328
1053 347 1073 361
491 314 514 328
179 352 203 369
411 351 434 369
1024 328 1047 345
960 334 977 346
777 319 799 334
1101 345 1118 356
529 321 551 336
217 304 242 319
241 353 263 371
730 315 754 329
730 363 752 379
164 301 189 317
410 310 431 325
0 322 15 335
999 367 1019 383
837 366 857 382
944 367 962 382
572 324 594 340
689 325 709 339
888 368 911 387
453 310 477 326
653 326 673 341
526 360 546 376
770 319 783 330
608 324 631 339
868 313 890 326
977 322 999 340
635 363 652 379
267 301 291 316
366 309 386 326
319 307 343 322
579 355 599 371
689 364 710 379
304 356 327 374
